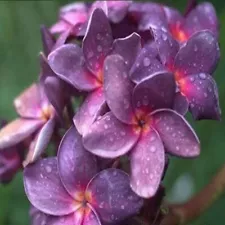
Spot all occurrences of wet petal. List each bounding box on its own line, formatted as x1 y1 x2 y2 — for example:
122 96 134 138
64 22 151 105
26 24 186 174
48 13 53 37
132 72 175 115
83 8 113 76
183 2 219 39
23 118 55 167
58 126 98 199
104 54 135 125
0 119 43 149
87 168 143 224
173 92 189 115
40 25 55 56
130 127 165 198
130 42 166 83
179 73 221 120
152 109 200 157
151 27 179 69
24 157 79 216
112 33 141 70
73 88 106 135
14 83 43 119
83 112 140 158
48 44 99 91
83 205 101 225
175 31 220 78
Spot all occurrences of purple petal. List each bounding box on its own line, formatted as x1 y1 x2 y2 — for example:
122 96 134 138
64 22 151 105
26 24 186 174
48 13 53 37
83 205 101 225
73 88 106 135
30 205 49 225
87 168 143 224
40 25 55 56
58 126 98 199
112 33 141 70
183 2 219 39
151 27 179 69
83 8 113 76
173 92 189 115
52 30 70 51
83 112 140 158
130 127 165 198
130 42 166 83
14 84 43 119
104 54 136 125
174 31 220 78
0 119 43 149
151 109 200 157
23 118 55 167
179 73 221 120
48 44 99 91
107 1 131 23
24 157 80 216
132 72 176 115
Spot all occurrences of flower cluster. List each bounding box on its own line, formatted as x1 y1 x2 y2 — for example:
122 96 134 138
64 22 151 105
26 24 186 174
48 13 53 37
0 1 221 224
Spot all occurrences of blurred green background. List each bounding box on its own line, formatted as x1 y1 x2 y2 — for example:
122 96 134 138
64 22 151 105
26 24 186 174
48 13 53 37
0 0 225 224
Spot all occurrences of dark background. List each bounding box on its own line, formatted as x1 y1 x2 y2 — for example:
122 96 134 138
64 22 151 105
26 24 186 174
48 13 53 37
0 1 224 224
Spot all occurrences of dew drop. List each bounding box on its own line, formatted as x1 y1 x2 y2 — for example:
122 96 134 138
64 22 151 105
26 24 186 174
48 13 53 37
143 57 151 67
46 165 52 173
194 44 198 52
121 205 125 210
97 45 103 52
199 73 206 79
150 146 156 153
96 33 101 40
162 33 168 41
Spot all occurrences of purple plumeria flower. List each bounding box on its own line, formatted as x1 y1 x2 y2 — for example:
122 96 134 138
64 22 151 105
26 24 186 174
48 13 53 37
163 1 219 42
0 83 56 166
50 1 132 37
48 8 141 135
29 205 49 225
148 28 221 120
24 126 143 225
83 54 200 198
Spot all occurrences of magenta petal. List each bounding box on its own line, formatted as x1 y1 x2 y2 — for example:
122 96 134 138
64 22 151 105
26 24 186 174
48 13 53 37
152 109 200 157
24 157 79 216
23 118 55 167
183 2 219 39
87 169 143 224
173 92 189 115
40 25 55 56
175 31 220 77
130 127 165 198
180 73 221 120
83 112 140 158
14 84 43 119
112 33 141 70
48 44 99 91
104 55 135 125
83 8 113 75
130 42 166 83
132 72 175 115
73 88 106 135
0 119 43 149
58 126 98 198
151 27 179 68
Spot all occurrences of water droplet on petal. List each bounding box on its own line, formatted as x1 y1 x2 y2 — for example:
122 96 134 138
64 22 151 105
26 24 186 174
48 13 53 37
199 73 206 79
46 165 52 173
143 57 151 67
150 146 156 153
97 45 103 52
162 33 167 41
194 44 198 52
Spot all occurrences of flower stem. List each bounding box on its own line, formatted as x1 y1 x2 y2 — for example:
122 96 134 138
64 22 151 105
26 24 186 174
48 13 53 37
160 163 225 225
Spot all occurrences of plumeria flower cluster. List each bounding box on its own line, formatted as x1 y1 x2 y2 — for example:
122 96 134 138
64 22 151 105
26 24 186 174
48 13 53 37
0 1 221 224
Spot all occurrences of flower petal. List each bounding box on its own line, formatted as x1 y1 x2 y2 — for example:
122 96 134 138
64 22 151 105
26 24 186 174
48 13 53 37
24 157 79 216
130 42 166 83
58 126 98 199
73 88 106 135
112 32 141 70
48 44 99 91
152 109 200 157
83 112 140 158
23 118 55 167
130 127 165 198
83 205 101 225
30 205 49 225
0 119 43 149
40 25 55 56
175 31 220 78
14 83 43 119
173 92 189 115
87 168 143 224
104 54 135 125
183 2 219 39
83 8 113 76
151 27 179 69
132 72 175 115
179 73 221 120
